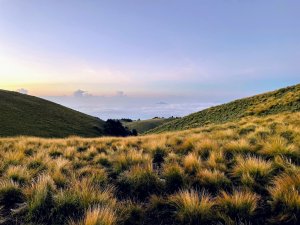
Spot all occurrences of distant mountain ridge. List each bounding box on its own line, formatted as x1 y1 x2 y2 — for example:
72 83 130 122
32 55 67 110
148 83 300 133
0 90 105 137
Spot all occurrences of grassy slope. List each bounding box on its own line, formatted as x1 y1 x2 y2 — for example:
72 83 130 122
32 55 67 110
122 118 175 134
149 83 300 133
0 90 105 137
1 112 300 224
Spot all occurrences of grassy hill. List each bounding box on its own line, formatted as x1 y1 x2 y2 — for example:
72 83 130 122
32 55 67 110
0 90 106 137
122 117 176 134
148 83 300 133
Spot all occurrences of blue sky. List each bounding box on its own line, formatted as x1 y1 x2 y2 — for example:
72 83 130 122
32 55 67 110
0 0 299 119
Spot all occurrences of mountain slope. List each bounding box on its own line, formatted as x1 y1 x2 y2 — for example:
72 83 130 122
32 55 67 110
0 90 105 137
148 83 300 133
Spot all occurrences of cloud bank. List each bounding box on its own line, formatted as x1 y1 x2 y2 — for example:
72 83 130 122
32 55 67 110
17 88 28 94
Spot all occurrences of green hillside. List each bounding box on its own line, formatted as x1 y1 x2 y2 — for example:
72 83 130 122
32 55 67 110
0 90 105 137
148 83 300 133
122 117 175 134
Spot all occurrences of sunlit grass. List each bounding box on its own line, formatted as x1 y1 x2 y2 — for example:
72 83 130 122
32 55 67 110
232 155 274 186
70 205 116 225
217 189 260 224
268 172 300 223
169 189 215 223
0 112 299 224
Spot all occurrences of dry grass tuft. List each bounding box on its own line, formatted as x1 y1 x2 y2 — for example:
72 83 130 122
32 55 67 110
268 172 300 223
170 189 215 223
70 205 116 225
232 155 274 186
183 153 201 174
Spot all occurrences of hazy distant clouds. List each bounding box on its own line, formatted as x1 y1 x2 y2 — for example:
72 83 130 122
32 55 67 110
17 88 28 94
73 89 91 97
116 91 126 97
44 94 217 120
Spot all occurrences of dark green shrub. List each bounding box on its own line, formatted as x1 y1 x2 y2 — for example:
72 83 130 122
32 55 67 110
152 147 166 167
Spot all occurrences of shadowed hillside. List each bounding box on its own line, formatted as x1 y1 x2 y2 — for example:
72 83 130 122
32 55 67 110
148 83 300 133
0 90 105 137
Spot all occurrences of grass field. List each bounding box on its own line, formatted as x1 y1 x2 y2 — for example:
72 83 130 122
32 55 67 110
1 112 300 224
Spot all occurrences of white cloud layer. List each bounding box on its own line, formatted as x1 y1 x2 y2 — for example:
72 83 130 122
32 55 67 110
44 94 217 120
16 88 28 94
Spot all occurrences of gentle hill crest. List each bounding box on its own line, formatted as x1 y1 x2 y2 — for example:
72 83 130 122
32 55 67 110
148 83 300 133
0 90 105 137
121 117 176 134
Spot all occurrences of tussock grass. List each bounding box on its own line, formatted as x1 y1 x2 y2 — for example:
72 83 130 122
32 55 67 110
260 137 299 160
70 205 116 225
0 112 299 224
196 169 231 191
26 174 56 223
0 180 25 212
268 172 300 223
232 155 274 186
183 153 201 174
205 150 227 171
217 189 260 224
163 163 186 192
6 165 30 184
117 163 163 200
71 178 116 208
169 189 215 223
223 139 255 154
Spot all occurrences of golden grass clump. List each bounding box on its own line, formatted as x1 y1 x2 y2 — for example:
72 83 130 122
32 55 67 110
26 153 48 175
212 129 237 140
273 155 300 173
112 150 150 173
183 153 201 174
64 146 77 160
223 139 254 154
169 189 215 223
118 163 163 199
78 167 108 186
0 180 25 213
260 137 298 158
196 169 230 190
162 163 186 192
6 165 30 184
232 155 274 186
268 172 300 223
70 205 116 225
205 150 227 171
217 189 260 223
195 138 219 159
26 174 56 222
71 178 116 208
3 150 25 166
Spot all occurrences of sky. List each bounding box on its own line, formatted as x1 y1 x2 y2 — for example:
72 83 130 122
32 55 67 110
0 0 300 119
